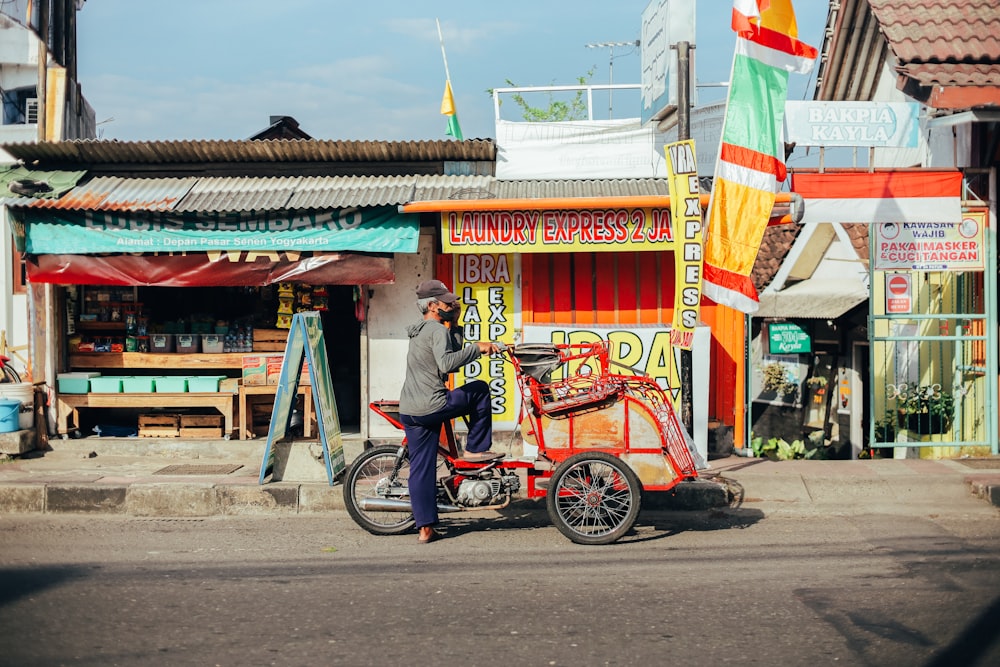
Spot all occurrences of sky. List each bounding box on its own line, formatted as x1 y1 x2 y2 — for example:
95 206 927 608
76 1 830 144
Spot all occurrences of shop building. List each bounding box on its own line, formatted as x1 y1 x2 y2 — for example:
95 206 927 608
1 137 494 442
3 132 797 455
755 0 1000 457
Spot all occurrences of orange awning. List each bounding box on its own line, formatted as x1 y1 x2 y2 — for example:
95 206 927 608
401 193 801 225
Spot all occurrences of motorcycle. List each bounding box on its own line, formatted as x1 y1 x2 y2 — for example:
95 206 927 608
343 341 701 545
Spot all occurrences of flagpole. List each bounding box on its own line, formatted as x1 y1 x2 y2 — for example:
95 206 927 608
436 18 452 83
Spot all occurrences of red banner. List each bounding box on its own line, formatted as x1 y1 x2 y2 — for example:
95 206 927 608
25 251 395 287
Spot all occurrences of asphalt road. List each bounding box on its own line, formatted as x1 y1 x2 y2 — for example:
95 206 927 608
1 507 998 667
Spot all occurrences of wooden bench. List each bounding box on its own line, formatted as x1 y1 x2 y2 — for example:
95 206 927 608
57 392 236 437
239 384 313 440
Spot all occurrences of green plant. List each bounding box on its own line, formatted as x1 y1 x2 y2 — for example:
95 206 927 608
895 384 955 434
874 410 897 442
750 435 813 460
488 69 596 122
760 362 798 399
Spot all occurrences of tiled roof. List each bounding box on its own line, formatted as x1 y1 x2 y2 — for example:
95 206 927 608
868 0 1000 108
751 224 803 292
869 0 1000 63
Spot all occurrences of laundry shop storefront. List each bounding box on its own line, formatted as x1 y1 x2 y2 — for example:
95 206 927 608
389 193 798 458
9 196 415 441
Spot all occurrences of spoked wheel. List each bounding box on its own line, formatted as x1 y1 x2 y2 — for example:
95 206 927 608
342 444 449 536
546 452 642 545
0 363 20 383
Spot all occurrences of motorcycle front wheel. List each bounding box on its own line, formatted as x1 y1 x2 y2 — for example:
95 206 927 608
343 445 417 535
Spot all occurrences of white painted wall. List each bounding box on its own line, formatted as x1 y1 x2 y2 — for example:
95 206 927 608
365 232 436 439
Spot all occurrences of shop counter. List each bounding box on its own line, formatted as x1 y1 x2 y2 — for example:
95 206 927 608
57 392 236 437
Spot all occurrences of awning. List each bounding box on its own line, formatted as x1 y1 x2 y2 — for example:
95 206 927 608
15 206 419 255
24 251 395 287
756 278 868 319
401 193 800 220
792 170 963 225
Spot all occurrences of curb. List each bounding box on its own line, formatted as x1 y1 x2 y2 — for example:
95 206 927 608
0 478 731 516
966 474 1000 508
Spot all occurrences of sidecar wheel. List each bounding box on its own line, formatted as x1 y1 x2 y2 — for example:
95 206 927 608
546 452 641 545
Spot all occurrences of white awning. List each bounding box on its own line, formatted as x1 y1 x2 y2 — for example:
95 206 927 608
756 279 868 319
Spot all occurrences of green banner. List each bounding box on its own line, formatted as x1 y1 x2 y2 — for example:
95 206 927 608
768 322 811 354
22 207 419 254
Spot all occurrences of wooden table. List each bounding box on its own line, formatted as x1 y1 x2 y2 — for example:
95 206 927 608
239 384 313 440
57 392 236 437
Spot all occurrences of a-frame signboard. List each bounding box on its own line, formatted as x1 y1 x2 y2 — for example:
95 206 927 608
258 312 345 486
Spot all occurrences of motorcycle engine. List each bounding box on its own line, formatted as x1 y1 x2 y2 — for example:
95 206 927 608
456 478 503 507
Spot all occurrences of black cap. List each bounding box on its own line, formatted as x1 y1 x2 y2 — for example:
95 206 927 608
416 279 459 302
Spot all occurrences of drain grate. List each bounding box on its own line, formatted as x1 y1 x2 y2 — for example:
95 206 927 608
957 459 1000 469
153 464 244 475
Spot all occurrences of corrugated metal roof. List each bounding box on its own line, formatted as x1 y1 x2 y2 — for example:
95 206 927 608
0 138 496 166
24 176 198 211
2 175 673 213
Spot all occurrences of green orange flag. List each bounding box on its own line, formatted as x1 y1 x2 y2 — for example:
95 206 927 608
440 80 464 140
703 0 817 312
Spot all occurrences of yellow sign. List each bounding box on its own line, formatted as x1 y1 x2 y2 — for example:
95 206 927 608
441 208 676 253
455 253 517 423
664 140 704 349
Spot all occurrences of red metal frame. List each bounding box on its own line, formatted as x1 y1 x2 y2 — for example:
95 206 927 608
368 339 698 502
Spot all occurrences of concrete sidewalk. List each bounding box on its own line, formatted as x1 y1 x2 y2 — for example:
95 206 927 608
0 435 998 516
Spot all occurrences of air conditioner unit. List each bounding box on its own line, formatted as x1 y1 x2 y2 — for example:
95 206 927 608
25 98 39 124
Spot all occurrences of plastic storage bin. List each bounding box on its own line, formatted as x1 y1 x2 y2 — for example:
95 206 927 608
57 372 100 394
90 376 126 393
188 375 226 392
175 334 200 353
154 376 189 393
150 333 175 353
123 376 155 393
201 334 224 354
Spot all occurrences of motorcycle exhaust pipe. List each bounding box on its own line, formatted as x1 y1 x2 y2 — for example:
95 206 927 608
359 497 461 513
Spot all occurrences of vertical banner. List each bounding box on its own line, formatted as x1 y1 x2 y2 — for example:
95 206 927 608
664 140 704 349
455 253 517 425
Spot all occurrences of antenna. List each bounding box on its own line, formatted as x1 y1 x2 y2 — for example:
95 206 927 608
585 40 640 119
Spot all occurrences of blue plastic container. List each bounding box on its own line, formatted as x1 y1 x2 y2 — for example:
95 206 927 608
0 398 20 433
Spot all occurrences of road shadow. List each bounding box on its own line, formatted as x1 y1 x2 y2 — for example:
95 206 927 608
435 491 764 544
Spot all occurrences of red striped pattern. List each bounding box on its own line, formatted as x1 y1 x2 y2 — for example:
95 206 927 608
720 142 787 182
790 171 963 200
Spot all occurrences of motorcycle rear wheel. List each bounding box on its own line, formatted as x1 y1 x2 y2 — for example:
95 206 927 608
546 451 642 545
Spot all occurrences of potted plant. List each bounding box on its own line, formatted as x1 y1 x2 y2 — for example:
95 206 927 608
759 362 799 401
895 384 955 435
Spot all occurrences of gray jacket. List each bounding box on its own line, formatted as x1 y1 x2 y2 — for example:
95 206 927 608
398 319 482 416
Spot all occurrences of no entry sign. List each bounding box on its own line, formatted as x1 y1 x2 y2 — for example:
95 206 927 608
885 273 912 313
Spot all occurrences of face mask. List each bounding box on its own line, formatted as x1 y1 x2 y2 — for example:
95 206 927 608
438 303 460 322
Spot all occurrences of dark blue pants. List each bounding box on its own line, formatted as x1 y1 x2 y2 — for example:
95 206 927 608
400 380 493 528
